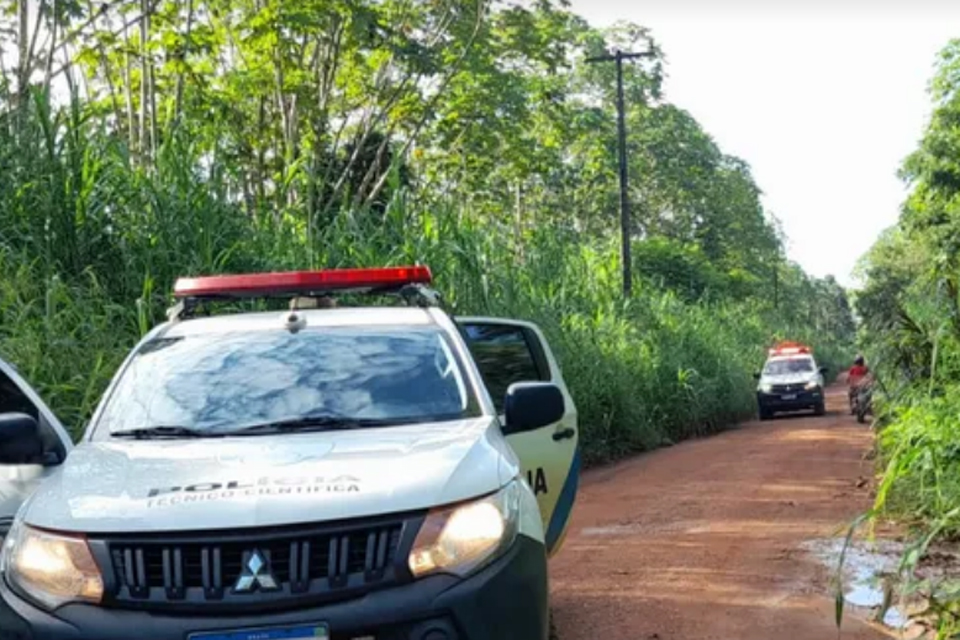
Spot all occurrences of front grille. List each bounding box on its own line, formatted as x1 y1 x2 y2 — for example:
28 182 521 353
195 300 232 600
93 514 419 612
770 383 806 394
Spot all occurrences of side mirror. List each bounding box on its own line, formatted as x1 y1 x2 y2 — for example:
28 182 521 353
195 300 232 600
0 413 44 465
753 372 761 380
503 382 565 435
819 367 828 374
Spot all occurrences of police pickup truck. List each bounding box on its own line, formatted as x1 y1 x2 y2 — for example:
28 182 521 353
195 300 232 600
0 266 580 640
754 341 828 420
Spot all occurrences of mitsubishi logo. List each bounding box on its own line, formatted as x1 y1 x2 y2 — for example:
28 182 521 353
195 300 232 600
234 550 280 593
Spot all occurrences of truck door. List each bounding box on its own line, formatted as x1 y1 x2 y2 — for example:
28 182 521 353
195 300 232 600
0 357 72 536
458 318 579 557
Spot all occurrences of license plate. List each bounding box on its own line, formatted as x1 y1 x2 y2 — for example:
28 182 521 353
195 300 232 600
189 624 329 640
782 394 797 400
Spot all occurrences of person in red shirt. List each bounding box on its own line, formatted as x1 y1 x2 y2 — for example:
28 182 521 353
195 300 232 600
848 355 870 411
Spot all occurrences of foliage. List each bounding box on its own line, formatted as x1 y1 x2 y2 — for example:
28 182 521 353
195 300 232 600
872 387 960 528
0 0 854 464
854 38 960 636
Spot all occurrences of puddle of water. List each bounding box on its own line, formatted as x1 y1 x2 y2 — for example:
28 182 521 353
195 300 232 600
883 606 911 630
802 538 912 630
844 582 885 608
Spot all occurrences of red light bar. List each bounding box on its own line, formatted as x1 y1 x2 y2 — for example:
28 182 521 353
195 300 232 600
174 266 432 299
768 340 811 356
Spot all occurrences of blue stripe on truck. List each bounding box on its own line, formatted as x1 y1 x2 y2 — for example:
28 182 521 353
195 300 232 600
545 448 580 555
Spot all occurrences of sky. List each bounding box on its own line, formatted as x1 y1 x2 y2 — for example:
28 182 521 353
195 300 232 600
565 0 960 287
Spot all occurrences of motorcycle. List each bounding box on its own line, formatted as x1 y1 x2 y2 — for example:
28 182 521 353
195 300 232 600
851 382 873 424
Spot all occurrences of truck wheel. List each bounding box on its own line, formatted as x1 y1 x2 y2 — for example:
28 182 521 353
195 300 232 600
759 406 772 421
814 401 826 416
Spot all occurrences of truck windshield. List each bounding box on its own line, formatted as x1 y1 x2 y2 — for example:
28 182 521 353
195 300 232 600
763 357 815 375
93 327 480 437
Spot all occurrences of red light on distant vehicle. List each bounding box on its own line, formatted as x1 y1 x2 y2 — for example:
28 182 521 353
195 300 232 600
173 266 432 299
768 340 811 356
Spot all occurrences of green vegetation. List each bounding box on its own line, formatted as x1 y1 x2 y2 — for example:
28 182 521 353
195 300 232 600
855 38 960 635
0 0 854 464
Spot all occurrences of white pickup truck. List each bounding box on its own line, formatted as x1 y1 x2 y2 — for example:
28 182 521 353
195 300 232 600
0 266 580 640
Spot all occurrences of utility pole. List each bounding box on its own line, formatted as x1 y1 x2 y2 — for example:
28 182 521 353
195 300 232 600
586 48 655 297
773 262 779 310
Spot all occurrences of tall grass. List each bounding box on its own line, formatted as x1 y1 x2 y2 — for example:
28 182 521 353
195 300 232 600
0 100 851 463
872 388 960 529
0 251 134 431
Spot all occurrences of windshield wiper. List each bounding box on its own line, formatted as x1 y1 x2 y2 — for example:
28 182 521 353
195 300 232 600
111 425 215 440
228 414 398 436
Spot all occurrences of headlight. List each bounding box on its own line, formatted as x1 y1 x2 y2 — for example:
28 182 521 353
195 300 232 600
805 381 819 390
408 480 520 578
759 382 773 394
1 520 104 610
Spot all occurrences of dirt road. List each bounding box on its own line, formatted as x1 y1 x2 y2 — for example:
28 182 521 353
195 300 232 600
550 385 889 640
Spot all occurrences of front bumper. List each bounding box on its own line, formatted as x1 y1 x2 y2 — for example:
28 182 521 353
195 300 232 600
757 388 823 411
0 535 548 640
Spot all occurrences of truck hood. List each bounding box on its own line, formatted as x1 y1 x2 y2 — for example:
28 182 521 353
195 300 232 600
22 417 515 534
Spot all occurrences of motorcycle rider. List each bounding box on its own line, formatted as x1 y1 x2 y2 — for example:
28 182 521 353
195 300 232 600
847 355 870 413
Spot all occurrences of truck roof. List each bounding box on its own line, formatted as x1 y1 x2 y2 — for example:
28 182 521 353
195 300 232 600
158 306 438 338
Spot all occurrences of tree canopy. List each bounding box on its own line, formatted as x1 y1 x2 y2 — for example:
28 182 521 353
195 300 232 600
0 0 833 298
0 0 855 458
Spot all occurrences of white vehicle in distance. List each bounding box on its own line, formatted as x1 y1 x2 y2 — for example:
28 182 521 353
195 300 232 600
0 266 580 640
754 341 828 420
